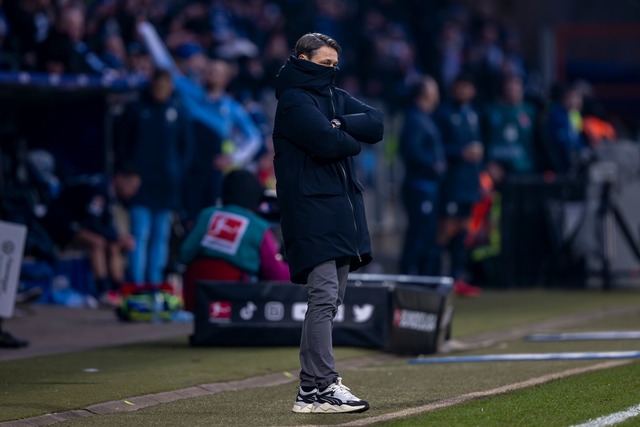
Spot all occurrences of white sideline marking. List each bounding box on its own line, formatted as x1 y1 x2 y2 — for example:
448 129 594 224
296 360 631 427
569 403 640 427
408 351 640 364
527 331 640 342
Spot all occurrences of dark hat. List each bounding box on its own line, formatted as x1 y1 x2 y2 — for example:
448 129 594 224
127 42 148 56
175 43 204 60
222 170 263 211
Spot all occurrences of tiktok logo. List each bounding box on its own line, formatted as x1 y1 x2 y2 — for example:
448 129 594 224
239 302 257 320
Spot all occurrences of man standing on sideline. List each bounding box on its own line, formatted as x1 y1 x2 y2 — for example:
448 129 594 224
435 74 483 297
272 33 383 414
399 76 446 277
116 69 194 286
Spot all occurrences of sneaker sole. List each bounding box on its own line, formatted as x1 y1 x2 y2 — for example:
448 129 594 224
292 403 314 413
312 402 370 414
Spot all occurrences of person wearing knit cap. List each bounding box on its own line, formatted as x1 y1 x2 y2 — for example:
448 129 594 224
179 170 289 311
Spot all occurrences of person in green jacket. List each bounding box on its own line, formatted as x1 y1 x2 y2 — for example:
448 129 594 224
483 75 537 178
180 169 289 284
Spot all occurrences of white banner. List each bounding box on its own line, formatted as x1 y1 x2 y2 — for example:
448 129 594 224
0 221 27 318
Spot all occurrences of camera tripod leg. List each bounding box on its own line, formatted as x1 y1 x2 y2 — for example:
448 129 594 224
597 182 640 291
597 182 614 291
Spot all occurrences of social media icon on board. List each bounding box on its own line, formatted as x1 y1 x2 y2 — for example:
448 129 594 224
353 304 374 323
240 302 257 320
292 303 307 321
265 302 285 321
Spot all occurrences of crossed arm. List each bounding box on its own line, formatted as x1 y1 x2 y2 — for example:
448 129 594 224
279 90 383 160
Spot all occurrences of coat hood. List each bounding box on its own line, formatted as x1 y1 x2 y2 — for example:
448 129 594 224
275 55 337 99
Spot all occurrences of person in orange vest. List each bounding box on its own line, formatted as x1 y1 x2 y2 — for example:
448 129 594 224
583 116 616 147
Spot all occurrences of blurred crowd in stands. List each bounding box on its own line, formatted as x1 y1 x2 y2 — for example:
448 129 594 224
0 0 634 313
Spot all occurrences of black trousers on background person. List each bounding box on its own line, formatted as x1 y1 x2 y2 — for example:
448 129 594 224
400 181 441 276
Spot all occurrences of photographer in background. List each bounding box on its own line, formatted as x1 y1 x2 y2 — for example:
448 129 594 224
180 170 289 312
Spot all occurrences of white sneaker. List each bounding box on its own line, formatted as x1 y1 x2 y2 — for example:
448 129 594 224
312 377 369 413
292 387 317 413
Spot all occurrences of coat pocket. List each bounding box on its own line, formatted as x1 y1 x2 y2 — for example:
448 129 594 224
299 157 343 196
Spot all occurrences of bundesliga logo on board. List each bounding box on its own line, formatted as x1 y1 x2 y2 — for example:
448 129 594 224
209 301 232 322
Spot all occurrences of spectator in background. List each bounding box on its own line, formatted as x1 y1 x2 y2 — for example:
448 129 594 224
126 42 153 78
203 58 262 173
116 68 194 285
438 20 466 91
399 76 446 276
84 0 127 74
3 0 55 70
483 74 537 181
467 19 504 104
500 27 526 80
41 167 140 304
39 6 111 75
370 21 418 112
182 57 263 224
435 74 483 297
546 83 586 172
100 32 127 73
141 26 262 222
174 42 208 84
181 57 263 225
0 1 9 58
262 31 291 92
180 169 289 311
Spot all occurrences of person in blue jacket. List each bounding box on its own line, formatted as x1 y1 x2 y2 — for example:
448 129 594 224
546 83 586 172
182 58 263 224
399 75 446 276
272 33 383 414
435 74 483 297
137 25 262 224
117 68 194 285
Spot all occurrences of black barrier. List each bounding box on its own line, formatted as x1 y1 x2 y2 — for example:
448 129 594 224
492 175 585 288
190 274 454 355
0 71 145 180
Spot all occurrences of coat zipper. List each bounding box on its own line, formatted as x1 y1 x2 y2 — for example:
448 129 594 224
339 160 361 262
331 85 361 262
329 87 336 118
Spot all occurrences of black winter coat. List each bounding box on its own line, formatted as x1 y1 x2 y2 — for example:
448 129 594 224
400 106 446 184
435 102 482 204
272 56 384 284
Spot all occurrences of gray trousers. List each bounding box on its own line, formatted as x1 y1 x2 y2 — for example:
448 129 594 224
299 257 350 390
